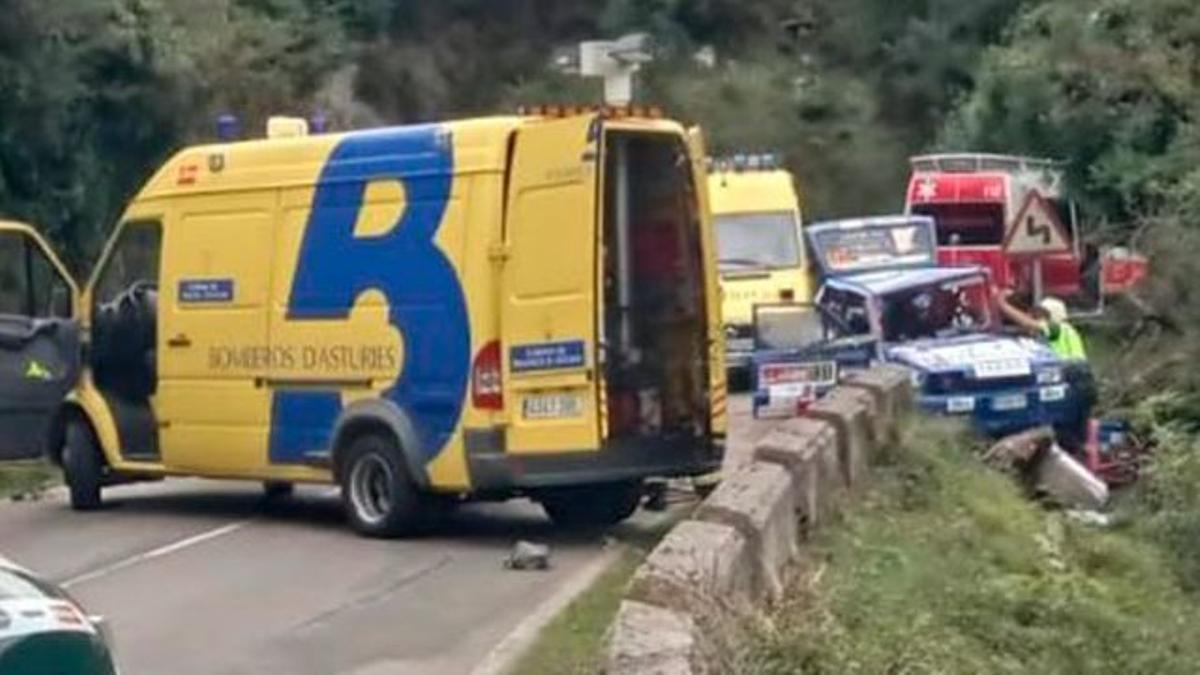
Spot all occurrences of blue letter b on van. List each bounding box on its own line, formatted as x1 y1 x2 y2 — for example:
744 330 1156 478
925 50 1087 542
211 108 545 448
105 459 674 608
269 126 471 466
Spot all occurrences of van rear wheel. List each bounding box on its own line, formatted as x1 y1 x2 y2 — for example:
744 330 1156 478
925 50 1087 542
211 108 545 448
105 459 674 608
538 481 642 529
63 420 104 511
340 434 428 538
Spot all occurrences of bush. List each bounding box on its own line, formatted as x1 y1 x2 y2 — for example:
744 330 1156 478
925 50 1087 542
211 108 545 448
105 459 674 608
1131 421 1200 592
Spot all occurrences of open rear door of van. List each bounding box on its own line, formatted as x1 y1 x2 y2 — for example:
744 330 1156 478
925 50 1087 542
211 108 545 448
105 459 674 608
686 126 728 435
0 223 80 459
501 115 603 455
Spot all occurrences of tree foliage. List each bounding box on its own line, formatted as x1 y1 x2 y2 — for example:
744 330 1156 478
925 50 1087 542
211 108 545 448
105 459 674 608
944 0 1200 231
0 0 1194 268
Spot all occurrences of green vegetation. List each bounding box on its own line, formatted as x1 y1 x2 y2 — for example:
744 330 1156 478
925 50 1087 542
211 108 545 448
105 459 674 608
510 549 642 675
0 460 58 500
0 0 1034 267
511 500 689 674
737 420 1200 674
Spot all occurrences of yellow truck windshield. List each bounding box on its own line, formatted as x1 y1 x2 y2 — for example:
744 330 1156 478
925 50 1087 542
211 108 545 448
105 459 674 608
714 211 801 273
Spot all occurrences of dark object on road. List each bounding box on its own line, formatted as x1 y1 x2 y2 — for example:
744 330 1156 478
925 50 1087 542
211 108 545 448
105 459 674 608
505 541 551 571
0 556 117 675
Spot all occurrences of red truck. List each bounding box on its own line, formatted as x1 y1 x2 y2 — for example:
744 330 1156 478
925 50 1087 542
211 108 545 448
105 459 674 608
904 154 1147 309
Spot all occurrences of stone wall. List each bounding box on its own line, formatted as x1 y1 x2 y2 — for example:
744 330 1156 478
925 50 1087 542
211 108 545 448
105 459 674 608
606 365 913 674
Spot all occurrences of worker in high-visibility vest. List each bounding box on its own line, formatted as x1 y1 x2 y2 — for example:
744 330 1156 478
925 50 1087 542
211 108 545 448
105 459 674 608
995 290 1094 451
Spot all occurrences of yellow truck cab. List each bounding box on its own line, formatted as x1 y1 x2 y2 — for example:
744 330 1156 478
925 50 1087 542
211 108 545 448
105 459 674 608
707 155 809 375
0 109 727 536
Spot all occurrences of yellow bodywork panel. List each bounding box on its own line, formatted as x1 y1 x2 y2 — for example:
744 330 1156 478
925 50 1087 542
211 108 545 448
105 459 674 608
688 131 728 435
52 113 724 495
501 115 601 455
707 169 811 328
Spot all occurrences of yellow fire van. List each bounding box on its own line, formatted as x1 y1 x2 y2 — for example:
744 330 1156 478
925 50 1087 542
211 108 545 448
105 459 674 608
707 155 809 375
0 110 727 536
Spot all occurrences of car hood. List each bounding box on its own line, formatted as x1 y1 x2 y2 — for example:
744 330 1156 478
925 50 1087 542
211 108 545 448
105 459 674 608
885 333 1060 376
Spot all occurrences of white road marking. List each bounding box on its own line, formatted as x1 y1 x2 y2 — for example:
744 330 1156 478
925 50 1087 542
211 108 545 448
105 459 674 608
61 520 252 589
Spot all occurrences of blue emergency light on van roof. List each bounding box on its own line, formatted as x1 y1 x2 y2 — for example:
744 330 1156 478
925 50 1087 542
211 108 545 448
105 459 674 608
216 114 240 142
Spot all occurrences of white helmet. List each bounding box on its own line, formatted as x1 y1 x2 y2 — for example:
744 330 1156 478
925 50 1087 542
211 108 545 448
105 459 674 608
1038 297 1068 323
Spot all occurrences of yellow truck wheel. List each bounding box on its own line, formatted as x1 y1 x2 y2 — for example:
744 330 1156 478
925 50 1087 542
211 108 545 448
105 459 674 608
340 433 430 538
64 420 104 511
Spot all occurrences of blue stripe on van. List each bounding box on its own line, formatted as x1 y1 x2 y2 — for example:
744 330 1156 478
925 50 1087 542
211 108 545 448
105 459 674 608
268 126 470 466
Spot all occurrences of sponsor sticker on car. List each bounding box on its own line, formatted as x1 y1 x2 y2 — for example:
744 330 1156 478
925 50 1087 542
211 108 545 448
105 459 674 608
1039 385 1067 402
974 359 1031 379
992 393 1027 411
946 396 976 413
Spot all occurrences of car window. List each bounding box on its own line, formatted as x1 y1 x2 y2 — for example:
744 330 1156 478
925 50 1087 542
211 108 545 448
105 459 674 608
28 242 72 319
819 288 870 338
0 232 26 315
755 304 824 350
94 220 161 306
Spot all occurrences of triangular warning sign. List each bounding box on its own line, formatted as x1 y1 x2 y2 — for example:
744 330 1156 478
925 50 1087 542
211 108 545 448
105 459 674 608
1003 190 1071 256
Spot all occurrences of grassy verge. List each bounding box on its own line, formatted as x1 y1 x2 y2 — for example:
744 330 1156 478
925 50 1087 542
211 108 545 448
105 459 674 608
509 496 691 675
0 460 58 500
509 548 644 675
738 418 1200 674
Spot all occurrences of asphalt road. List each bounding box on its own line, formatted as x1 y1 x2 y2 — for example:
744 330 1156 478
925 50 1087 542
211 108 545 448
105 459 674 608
0 480 648 675
0 396 763 675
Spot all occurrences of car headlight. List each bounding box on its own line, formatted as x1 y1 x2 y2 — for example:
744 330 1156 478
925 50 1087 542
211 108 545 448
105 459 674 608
1037 368 1063 385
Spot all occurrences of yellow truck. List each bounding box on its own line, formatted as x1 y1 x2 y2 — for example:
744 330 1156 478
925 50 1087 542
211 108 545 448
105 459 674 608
707 155 809 376
0 109 727 536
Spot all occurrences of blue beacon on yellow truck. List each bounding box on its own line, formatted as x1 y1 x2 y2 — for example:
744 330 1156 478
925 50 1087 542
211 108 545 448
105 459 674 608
0 109 727 536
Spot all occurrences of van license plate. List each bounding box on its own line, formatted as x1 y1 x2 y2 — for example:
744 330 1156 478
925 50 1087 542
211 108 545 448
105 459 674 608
522 393 584 420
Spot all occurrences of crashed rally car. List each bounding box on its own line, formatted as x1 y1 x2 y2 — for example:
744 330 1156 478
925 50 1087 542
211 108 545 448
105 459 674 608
752 215 1079 436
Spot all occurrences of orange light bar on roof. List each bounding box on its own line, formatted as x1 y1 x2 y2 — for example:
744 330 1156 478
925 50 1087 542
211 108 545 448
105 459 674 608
517 103 664 119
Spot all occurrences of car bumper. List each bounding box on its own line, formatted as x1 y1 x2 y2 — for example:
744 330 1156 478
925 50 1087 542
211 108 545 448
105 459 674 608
918 384 1076 436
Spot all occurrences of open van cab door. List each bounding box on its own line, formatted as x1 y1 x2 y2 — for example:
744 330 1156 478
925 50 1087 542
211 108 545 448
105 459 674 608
0 222 80 459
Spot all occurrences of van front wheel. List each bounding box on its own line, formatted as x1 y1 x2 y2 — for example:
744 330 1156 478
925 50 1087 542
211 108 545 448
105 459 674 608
538 481 642 529
63 421 104 511
340 434 427 538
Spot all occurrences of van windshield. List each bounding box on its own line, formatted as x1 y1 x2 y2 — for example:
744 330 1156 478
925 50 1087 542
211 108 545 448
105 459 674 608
715 211 801 272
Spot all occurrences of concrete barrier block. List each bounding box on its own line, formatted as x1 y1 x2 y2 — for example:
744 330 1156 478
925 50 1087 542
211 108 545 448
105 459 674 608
754 417 840 529
627 519 754 616
608 600 705 675
694 462 797 600
803 387 873 488
842 365 915 444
